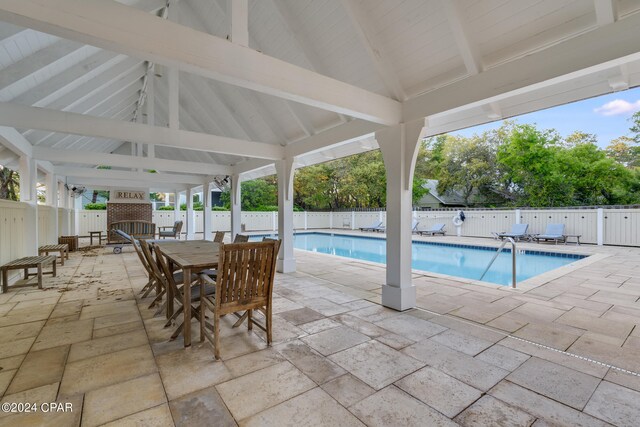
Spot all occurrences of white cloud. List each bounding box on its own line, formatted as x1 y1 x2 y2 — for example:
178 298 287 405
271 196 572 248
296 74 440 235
594 99 640 116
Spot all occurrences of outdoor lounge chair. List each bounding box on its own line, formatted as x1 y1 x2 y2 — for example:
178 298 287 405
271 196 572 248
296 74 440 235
359 221 383 232
371 219 418 234
374 223 386 232
158 220 183 239
418 223 446 236
533 223 566 244
492 223 529 241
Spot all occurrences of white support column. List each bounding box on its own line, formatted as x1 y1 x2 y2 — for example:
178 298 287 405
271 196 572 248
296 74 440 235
19 155 38 255
276 158 296 273
203 182 213 240
58 180 70 235
45 172 58 244
515 209 521 224
186 187 195 240
164 192 170 207
73 194 82 235
376 120 425 311
68 187 77 235
597 208 604 246
230 174 242 240
173 190 181 236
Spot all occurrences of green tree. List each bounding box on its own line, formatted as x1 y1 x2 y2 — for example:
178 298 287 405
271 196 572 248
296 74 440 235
294 148 427 209
496 124 569 206
435 134 497 206
606 136 640 169
90 190 110 203
219 178 277 210
631 111 640 143
558 142 638 205
562 131 598 148
0 166 19 201
294 163 336 209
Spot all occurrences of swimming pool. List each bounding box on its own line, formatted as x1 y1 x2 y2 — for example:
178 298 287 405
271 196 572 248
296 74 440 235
255 232 586 286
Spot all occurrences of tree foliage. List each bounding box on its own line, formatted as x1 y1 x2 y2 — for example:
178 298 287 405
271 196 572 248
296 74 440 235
607 136 640 168
424 121 640 207
294 148 429 210
217 118 640 211
431 134 497 206
219 177 277 211
0 166 19 201
631 111 640 144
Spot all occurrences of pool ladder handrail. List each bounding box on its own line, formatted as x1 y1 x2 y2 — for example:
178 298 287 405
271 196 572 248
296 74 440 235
479 237 517 288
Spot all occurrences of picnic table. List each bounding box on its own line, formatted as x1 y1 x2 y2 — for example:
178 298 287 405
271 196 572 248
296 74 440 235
1 255 57 293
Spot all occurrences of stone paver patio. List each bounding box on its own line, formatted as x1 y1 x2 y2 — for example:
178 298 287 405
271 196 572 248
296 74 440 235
0 234 639 426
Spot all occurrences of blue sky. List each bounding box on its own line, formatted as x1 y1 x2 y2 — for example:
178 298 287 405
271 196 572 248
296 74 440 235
453 86 640 148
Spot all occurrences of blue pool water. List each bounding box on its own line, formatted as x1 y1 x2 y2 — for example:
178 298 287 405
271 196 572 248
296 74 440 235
256 232 586 286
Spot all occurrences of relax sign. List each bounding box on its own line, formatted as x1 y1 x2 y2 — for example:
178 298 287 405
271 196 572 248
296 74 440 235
109 189 150 203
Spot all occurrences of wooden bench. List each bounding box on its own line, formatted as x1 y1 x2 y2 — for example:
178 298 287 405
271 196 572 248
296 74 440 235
108 221 156 243
1 255 57 293
38 244 69 265
108 220 156 253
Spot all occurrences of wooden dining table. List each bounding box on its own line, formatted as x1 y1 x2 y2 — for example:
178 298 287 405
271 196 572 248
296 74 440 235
154 240 221 347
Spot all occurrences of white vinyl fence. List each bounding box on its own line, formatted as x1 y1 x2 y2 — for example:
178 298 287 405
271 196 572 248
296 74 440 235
66 207 640 247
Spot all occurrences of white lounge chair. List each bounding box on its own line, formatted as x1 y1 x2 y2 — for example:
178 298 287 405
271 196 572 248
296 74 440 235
359 221 383 232
372 219 418 234
492 224 529 241
418 223 446 236
533 224 566 244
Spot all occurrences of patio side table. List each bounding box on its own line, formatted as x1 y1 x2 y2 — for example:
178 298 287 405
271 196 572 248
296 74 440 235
564 234 582 245
89 231 104 246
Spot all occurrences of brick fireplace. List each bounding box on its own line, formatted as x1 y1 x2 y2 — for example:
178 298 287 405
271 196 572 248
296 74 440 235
106 203 152 232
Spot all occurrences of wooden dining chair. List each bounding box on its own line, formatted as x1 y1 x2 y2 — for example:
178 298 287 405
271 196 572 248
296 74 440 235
139 240 172 314
199 239 280 359
130 237 157 298
213 231 225 243
224 236 282 329
154 245 216 340
233 234 249 243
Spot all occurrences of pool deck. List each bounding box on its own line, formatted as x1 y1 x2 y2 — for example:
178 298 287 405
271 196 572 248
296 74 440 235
0 234 638 426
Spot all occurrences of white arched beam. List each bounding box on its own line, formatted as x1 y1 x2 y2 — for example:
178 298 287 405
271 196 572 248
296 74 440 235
34 146 231 176
56 166 205 186
0 102 284 160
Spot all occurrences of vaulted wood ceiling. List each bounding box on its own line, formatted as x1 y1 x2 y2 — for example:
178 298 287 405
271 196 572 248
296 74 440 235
0 0 639 189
